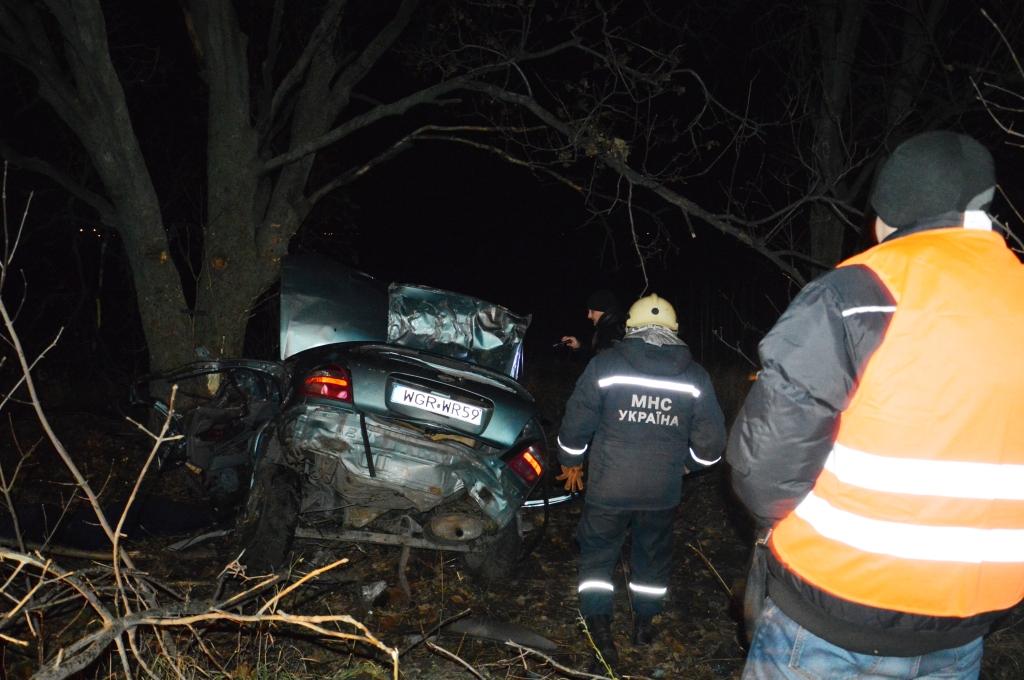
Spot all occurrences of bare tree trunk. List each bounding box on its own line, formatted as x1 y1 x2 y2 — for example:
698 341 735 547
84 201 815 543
184 0 414 358
187 0 268 358
0 0 194 370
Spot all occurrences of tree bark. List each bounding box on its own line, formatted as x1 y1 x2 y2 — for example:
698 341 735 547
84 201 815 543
0 0 193 370
187 0 267 358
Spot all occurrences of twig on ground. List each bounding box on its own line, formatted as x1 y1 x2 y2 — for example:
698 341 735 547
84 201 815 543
426 640 489 680
505 640 606 678
0 630 28 646
113 385 179 612
577 613 618 679
32 602 400 680
0 536 131 561
257 558 349 614
399 607 472 656
687 541 732 597
217 573 279 610
0 549 114 626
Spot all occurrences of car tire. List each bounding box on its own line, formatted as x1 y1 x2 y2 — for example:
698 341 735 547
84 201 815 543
233 462 301 574
462 520 522 581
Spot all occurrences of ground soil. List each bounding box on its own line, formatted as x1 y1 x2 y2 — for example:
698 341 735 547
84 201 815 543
2 357 1023 678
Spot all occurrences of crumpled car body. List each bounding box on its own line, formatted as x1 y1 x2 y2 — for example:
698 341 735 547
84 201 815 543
137 254 548 575
281 341 540 527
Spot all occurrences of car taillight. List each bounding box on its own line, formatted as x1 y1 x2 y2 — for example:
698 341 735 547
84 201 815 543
507 443 545 484
302 366 353 402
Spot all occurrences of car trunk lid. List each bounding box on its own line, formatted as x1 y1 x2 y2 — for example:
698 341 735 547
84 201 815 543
345 343 534 448
280 256 531 380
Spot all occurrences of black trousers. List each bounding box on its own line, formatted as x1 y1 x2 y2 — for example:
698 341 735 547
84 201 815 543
576 503 676 618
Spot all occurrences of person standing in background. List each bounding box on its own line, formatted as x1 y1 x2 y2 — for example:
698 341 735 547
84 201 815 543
561 289 625 356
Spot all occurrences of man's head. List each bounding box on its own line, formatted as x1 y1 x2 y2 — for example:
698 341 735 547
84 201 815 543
626 294 678 331
870 131 995 238
586 289 619 325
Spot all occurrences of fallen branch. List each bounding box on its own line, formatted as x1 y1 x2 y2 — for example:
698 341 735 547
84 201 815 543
257 557 349 614
0 539 139 562
505 639 662 679
113 385 178 612
426 640 489 680
35 599 400 680
399 607 472 655
687 542 732 597
1 630 28 646
577 613 618 679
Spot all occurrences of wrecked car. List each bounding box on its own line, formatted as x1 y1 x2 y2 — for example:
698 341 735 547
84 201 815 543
136 254 551 578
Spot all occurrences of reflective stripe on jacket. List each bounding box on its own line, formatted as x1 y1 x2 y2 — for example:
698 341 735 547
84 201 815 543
558 337 726 509
770 228 1024 618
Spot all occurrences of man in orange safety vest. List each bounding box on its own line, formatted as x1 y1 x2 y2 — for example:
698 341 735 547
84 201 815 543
728 131 1024 679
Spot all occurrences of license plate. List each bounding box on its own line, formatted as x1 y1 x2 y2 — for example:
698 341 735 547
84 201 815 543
390 385 483 425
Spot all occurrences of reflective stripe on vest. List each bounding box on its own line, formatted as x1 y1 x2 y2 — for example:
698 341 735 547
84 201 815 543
771 228 1024 617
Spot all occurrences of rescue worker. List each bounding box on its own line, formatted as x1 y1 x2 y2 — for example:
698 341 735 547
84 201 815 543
560 289 625 356
727 130 1024 678
557 293 726 670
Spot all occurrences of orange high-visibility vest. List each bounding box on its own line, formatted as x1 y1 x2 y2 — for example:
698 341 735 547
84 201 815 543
770 228 1024 617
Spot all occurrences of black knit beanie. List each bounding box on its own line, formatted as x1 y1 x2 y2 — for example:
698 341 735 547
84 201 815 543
870 131 995 231
586 289 619 314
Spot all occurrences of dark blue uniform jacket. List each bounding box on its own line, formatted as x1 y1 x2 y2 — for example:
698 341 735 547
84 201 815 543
558 336 726 510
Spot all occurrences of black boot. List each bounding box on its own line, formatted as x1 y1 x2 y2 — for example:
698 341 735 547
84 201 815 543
584 615 618 672
632 614 657 646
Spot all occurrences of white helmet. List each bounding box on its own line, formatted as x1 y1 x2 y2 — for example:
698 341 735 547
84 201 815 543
626 294 677 331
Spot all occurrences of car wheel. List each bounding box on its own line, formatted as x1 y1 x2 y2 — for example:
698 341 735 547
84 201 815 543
462 520 522 581
233 462 300 574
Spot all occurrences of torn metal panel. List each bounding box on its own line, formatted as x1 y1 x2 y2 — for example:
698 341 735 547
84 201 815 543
387 283 530 378
282 408 523 527
280 254 388 359
143 359 285 402
134 360 285 499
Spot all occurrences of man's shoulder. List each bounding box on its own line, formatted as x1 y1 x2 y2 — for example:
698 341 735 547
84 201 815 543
782 264 888 317
814 262 879 291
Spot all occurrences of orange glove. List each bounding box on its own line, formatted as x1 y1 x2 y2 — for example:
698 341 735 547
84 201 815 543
556 465 585 493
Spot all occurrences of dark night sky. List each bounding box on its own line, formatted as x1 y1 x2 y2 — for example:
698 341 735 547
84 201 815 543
337 139 771 360
350 144 634 348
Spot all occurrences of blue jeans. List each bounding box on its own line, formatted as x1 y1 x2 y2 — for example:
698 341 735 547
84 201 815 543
742 599 983 680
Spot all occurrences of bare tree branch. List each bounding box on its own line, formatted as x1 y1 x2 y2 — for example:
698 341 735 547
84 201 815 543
464 80 809 283
260 0 346 136
330 0 421 102
262 75 474 172
0 144 115 222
